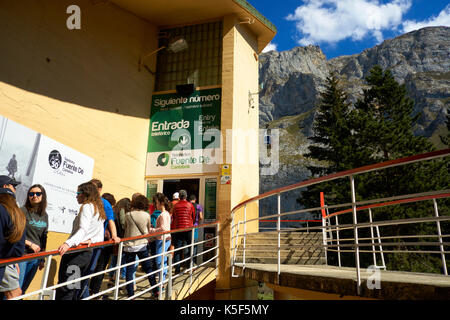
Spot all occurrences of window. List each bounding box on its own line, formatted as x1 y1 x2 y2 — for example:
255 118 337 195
155 21 223 92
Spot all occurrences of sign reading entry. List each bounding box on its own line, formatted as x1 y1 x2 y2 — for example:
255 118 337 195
146 87 221 175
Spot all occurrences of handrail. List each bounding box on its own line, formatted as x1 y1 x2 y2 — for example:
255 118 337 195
230 148 450 291
231 148 449 213
326 191 450 219
0 221 219 267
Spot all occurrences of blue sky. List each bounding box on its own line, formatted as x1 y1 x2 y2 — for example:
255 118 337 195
252 0 450 59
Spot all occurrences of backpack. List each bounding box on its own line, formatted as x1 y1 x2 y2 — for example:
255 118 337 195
114 208 126 238
193 204 200 226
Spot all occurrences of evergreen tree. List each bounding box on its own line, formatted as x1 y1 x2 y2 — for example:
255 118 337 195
300 66 449 272
299 73 354 210
440 108 449 146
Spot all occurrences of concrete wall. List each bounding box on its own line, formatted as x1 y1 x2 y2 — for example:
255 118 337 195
0 0 158 293
216 15 260 299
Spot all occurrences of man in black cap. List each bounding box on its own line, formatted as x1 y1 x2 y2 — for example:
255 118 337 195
0 175 21 194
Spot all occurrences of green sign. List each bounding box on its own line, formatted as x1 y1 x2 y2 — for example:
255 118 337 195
146 181 158 199
148 88 221 153
204 178 217 221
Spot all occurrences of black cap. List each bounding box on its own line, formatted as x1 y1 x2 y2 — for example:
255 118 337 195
0 175 21 187
0 187 16 198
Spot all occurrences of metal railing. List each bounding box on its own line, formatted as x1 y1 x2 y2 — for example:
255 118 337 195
0 222 219 300
230 149 450 294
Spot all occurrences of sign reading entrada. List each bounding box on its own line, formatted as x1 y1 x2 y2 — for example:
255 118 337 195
146 87 222 175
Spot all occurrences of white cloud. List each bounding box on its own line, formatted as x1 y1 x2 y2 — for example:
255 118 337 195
262 42 278 53
286 0 412 45
402 5 450 33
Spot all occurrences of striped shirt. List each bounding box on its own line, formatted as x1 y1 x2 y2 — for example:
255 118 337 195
171 200 195 230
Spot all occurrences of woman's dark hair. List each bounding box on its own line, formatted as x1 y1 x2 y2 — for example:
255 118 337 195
114 197 131 215
102 192 116 206
155 192 171 212
78 182 106 220
24 184 47 216
131 195 149 211
0 193 26 243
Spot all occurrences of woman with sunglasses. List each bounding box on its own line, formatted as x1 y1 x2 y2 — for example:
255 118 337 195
18 184 48 294
55 181 106 300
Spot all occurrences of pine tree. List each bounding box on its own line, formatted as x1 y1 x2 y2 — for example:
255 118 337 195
346 66 449 272
299 73 354 210
440 108 449 146
300 66 449 272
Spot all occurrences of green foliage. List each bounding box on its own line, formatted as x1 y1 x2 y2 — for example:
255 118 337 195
300 66 450 274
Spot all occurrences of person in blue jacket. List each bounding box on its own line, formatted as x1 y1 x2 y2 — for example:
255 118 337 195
0 175 26 299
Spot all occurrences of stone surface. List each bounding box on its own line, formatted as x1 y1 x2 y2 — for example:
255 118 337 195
258 26 450 217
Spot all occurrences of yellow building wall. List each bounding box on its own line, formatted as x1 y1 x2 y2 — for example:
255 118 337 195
216 15 260 299
0 0 158 293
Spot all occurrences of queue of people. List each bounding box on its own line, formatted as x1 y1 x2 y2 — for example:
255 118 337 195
0 174 203 300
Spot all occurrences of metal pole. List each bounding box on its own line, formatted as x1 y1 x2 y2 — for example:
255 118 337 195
189 228 195 294
216 223 220 274
369 209 377 267
159 233 167 300
322 214 328 265
38 255 53 300
243 205 247 269
165 254 173 300
277 193 281 284
336 215 341 268
350 175 361 295
433 199 447 275
114 242 124 300
375 225 386 269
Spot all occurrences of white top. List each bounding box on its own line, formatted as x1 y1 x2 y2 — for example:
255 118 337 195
65 203 105 248
149 210 171 241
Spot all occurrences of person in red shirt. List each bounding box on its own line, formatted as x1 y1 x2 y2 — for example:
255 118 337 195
171 189 195 274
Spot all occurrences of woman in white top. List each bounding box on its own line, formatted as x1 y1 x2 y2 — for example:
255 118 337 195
122 194 153 298
148 192 171 299
55 182 106 300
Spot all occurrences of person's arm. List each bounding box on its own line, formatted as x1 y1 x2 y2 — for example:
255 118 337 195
108 220 120 243
198 206 204 223
60 204 92 253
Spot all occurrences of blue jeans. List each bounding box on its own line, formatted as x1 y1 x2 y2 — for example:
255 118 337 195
149 239 171 293
124 248 153 297
18 259 40 293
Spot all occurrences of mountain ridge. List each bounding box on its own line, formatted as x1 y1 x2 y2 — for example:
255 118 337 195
258 26 449 214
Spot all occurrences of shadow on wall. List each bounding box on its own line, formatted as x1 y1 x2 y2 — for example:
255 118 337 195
0 0 156 119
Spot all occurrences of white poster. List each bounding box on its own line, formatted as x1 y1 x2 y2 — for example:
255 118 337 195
32 135 94 233
0 115 94 234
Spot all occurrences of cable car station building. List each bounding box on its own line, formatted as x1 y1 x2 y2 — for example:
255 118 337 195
0 0 276 299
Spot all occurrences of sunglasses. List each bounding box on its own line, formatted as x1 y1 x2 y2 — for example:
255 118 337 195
28 192 42 197
76 191 83 196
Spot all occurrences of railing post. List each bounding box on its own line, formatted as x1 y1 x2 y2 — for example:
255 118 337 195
336 216 341 268
433 199 447 275
320 192 328 265
159 233 167 300
277 193 281 284
368 209 377 267
39 255 53 300
243 204 247 270
165 254 172 300
114 242 124 300
216 223 220 273
189 227 195 294
350 175 361 295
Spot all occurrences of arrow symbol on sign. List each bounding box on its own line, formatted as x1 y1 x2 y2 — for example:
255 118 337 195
179 135 189 145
